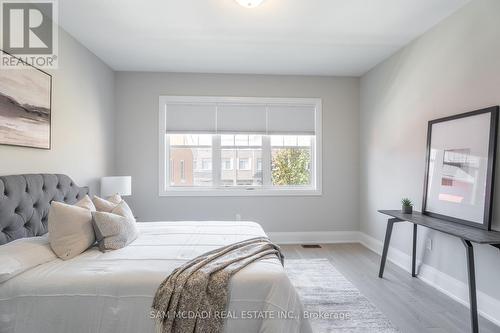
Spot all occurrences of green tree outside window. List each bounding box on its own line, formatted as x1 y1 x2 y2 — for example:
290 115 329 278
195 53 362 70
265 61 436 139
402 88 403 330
272 148 310 185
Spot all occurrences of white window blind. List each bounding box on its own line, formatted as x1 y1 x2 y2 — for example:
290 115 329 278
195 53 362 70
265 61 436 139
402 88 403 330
217 104 267 134
165 103 216 133
267 104 316 135
162 97 318 135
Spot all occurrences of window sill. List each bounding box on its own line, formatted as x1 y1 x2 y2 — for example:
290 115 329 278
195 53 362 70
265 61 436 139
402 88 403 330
159 187 322 197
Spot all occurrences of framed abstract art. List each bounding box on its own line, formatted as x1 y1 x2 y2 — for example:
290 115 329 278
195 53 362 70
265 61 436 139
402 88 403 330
422 106 499 230
0 51 52 149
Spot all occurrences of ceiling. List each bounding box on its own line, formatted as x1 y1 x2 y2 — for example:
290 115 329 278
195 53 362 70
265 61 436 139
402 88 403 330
58 0 470 76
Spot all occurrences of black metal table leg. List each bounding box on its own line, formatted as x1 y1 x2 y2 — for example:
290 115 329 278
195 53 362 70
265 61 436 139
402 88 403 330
412 224 417 277
378 218 400 278
462 239 479 333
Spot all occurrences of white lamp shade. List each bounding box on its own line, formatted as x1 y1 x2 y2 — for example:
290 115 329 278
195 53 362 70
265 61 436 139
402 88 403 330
100 176 132 197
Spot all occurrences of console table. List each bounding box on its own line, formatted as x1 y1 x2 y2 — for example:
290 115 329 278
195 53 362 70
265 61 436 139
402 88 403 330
378 210 500 333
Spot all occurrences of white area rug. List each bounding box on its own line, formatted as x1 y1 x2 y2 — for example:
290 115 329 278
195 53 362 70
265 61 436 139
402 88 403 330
285 258 400 333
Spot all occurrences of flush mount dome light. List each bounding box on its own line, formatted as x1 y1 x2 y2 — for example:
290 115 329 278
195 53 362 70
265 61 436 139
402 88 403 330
235 0 265 8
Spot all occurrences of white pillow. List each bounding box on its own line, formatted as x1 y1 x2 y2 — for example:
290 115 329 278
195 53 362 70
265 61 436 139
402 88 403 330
48 201 95 260
0 235 56 283
75 195 96 211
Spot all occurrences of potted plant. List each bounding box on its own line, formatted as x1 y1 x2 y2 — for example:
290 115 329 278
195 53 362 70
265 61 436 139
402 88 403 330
401 198 413 214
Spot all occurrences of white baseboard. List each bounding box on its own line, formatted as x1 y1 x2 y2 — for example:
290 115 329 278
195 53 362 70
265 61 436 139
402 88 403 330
268 230 500 326
359 232 500 327
267 231 361 245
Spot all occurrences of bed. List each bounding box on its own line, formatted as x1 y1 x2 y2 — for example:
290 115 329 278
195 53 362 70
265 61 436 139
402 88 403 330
0 174 311 333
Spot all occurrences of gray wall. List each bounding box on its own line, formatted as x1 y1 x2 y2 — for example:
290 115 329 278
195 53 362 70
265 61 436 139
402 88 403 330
360 0 500 300
0 28 115 193
114 72 359 232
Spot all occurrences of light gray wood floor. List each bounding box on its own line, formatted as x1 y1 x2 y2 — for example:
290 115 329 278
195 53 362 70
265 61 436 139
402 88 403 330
281 243 499 333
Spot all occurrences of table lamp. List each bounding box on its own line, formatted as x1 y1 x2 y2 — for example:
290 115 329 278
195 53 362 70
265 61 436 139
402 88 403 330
100 176 132 197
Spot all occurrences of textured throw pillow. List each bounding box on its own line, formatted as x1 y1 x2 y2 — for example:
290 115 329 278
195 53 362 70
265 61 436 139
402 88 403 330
48 202 95 260
92 195 122 212
92 201 138 251
75 195 96 211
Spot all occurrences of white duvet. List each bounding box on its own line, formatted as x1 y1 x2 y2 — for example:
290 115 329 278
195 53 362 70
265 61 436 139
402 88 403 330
0 221 312 333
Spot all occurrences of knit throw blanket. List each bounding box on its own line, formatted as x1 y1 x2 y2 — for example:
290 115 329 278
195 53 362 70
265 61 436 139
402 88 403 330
152 237 284 333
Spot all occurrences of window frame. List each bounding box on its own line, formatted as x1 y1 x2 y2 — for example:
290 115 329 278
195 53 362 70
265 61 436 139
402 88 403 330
159 96 322 197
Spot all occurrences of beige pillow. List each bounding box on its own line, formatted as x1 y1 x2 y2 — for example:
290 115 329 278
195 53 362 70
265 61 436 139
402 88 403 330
107 194 122 204
92 201 138 251
75 195 96 211
112 200 135 221
48 202 95 260
92 195 122 212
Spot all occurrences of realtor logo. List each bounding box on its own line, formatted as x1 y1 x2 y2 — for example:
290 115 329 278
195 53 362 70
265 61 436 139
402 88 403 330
1 0 58 68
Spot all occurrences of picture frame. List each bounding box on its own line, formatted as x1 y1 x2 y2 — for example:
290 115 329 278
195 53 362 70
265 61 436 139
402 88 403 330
0 50 52 150
422 106 499 230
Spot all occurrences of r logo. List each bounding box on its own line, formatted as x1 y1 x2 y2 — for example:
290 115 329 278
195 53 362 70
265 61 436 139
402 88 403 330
2 2 53 54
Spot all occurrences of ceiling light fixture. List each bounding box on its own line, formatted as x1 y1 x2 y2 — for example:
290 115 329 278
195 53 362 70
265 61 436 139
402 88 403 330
235 0 265 8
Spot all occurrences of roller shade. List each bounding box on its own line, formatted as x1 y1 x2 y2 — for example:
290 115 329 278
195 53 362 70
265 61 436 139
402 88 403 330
216 104 267 134
267 104 316 135
165 103 216 133
163 97 318 135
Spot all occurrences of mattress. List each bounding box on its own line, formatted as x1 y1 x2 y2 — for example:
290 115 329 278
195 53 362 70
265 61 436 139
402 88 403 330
0 221 312 333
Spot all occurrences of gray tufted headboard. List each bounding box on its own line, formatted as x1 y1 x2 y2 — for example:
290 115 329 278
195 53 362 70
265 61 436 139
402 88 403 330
0 174 89 245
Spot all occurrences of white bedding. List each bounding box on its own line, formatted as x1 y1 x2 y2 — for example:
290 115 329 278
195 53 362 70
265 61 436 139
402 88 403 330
0 221 312 333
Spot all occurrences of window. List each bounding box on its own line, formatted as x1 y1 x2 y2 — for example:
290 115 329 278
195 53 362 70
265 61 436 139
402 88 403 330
201 158 212 170
179 160 186 182
220 134 261 186
222 158 233 170
256 158 262 171
169 159 174 185
238 158 250 170
168 134 212 187
271 135 312 186
159 96 322 196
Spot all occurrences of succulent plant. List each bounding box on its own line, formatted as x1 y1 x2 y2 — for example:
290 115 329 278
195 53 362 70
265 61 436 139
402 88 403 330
401 198 413 207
